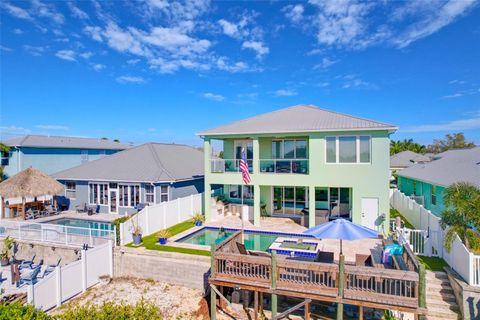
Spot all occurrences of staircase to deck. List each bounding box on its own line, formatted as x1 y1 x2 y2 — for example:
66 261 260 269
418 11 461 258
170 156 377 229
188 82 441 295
426 271 460 320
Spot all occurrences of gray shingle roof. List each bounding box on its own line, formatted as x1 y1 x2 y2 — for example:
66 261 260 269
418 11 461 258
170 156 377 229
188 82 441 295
390 151 431 169
2 135 131 150
198 105 398 136
397 147 480 188
53 143 204 183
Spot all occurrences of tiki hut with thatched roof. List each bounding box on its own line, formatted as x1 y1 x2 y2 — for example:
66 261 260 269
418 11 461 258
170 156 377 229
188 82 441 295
0 167 64 219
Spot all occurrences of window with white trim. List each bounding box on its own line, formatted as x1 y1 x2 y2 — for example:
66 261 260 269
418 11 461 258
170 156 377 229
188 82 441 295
130 185 140 207
65 181 76 199
89 183 108 205
145 185 155 204
272 139 307 159
431 185 437 205
160 185 169 202
119 185 129 206
325 136 371 164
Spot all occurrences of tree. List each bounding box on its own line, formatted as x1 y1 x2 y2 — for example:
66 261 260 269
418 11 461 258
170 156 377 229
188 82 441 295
113 139 120 143
390 139 426 155
427 133 475 154
0 143 10 181
441 182 480 251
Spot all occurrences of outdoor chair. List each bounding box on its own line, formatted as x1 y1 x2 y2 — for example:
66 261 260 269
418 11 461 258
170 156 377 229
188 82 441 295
355 254 372 267
18 265 41 287
76 203 87 213
25 209 40 220
315 251 334 264
19 255 36 270
43 204 57 216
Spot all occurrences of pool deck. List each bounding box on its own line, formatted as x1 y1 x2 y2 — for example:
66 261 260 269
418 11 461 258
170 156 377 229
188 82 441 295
33 211 120 224
206 216 307 233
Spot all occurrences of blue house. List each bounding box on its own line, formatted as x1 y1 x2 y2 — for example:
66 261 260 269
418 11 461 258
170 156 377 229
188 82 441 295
397 147 480 216
1 135 130 177
53 143 204 215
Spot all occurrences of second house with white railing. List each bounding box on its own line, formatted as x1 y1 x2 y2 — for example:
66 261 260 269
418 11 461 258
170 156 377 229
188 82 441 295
53 143 204 215
199 105 397 233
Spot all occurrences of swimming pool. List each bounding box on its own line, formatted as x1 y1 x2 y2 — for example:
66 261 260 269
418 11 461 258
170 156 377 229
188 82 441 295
176 227 312 252
43 218 114 237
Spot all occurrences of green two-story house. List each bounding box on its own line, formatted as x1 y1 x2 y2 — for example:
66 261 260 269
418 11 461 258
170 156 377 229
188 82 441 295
198 105 397 233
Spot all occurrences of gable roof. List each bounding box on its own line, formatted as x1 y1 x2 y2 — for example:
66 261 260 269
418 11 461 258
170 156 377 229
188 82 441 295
198 105 398 136
397 147 480 188
53 143 204 183
2 135 131 150
390 151 431 168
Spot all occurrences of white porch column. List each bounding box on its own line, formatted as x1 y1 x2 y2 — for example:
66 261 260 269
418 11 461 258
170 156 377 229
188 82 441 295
254 184 261 227
204 138 212 222
309 185 316 228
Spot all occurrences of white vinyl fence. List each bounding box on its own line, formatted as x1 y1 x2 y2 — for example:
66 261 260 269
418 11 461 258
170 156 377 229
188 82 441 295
119 193 203 246
0 220 116 247
391 189 480 286
27 241 113 310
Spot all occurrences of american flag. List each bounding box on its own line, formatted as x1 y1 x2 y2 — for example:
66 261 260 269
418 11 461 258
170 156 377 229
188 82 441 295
239 149 251 185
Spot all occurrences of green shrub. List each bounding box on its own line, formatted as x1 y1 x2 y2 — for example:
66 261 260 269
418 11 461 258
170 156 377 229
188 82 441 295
0 302 51 320
112 215 131 246
56 299 162 320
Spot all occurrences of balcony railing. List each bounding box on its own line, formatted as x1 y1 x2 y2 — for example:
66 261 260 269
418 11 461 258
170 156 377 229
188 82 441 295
259 159 308 174
211 159 253 173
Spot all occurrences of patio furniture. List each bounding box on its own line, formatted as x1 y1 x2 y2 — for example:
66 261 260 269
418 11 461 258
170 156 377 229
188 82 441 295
315 251 334 263
355 254 372 267
76 203 88 213
18 265 41 287
43 204 58 216
18 255 36 270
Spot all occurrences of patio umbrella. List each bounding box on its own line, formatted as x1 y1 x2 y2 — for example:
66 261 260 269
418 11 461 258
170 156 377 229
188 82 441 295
0 167 64 219
303 218 378 254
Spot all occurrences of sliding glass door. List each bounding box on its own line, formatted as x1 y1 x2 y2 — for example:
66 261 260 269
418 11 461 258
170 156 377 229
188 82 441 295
329 187 351 219
273 186 307 215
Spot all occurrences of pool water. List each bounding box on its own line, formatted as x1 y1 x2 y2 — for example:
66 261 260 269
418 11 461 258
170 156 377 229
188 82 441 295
177 227 309 252
46 218 114 231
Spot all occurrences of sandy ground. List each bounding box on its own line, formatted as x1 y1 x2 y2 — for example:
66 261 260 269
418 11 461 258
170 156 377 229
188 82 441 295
52 277 207 319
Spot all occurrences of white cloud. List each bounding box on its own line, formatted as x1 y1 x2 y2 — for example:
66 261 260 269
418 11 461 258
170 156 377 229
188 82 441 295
0 46 13 52
116 76 145 84
13 28 24 35
242 40 269 58
93 64 106 71
1 3 32 20
274 89 297 97
147 127 157 132
23 45 47 56
35 124 69 130
313 57 338 69
402 114 480 133
127 59 140 65
68 2 89 20
84 26 103 42
282 4 304 23
55 50 76 62
442 92 463 99
31 0 65 24
218 19 239 37
393 0 477 48
1 125 31 136
306 48 323 56
203 92 225 101
79 51 93 59
449 79 466 85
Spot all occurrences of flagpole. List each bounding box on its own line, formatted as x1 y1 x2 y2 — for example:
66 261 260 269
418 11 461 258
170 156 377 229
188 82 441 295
241 153 245 238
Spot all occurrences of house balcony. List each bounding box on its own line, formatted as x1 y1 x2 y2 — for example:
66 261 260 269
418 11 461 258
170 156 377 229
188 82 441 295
211 159 253 173
259 159 308 174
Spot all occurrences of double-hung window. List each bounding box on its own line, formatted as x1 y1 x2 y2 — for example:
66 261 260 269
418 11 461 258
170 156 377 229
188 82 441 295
65 181 76 199
326 136 371 164
431 185 437 205
272 139 307 159
89 183 108 205
145 185 155 204
160 186 169 202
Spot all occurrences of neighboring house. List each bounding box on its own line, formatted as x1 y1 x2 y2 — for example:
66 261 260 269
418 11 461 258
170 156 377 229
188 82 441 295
390 150 431 171
198 104 397 233
53 143 204 215
397 147 480 216
1 135 130 177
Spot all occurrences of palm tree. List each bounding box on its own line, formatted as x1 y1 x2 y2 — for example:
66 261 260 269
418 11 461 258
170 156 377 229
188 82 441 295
441 182 480 251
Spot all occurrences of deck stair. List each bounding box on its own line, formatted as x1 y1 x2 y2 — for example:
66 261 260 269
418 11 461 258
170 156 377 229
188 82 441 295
425 271 460 320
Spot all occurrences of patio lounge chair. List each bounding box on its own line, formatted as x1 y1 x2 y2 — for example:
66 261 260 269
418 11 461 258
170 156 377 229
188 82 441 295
43 204 58 216
18 265 41 287
315 251 334 264
25 209 40 220
19 255 36 270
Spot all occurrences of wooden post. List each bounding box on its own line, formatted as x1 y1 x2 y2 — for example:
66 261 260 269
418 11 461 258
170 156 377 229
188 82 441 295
22 197 26 220
259 292 264 314
53 194 57 209
1 196 4 219
337 254 345 320
358 305 363 320
271 250 278 318
210 244 216 320
305 301 310 320
254 291 258 320
418 264 426 308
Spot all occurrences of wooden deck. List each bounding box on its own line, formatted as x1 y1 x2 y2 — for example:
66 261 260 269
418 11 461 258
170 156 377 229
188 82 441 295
209 231 427 319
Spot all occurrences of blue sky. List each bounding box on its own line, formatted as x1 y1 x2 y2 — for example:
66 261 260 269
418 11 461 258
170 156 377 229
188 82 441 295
1 0 479 147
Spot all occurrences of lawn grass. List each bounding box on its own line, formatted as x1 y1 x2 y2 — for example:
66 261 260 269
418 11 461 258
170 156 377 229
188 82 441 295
125 220 210 256
390 208 415 229
417 255 448 271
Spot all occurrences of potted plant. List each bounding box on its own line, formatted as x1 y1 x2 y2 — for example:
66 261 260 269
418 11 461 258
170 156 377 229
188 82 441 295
157 229 171 245
130 218 142 245
1 236 13 266
191 213 205 227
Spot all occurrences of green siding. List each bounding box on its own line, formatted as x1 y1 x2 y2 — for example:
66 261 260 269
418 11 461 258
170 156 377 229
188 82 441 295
398 176 446 216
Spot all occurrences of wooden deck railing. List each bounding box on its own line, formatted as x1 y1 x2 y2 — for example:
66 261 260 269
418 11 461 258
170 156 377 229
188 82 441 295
210 232 425 312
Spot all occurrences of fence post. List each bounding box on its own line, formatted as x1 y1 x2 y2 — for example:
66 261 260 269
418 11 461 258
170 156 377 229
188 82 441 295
418 264 426 309
89 228 93 247
210 244 217 320
119 223 124 246
108 240 113 277
27 284 34 305
55 266 62 307
177 199 181 222
162 204 167 229
144 206 150 236
18 223 22 240
271 250 278 318
469 252 474 286
65 228 69 246
81 250 87 292
40 224 44 242
190 194 194 215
